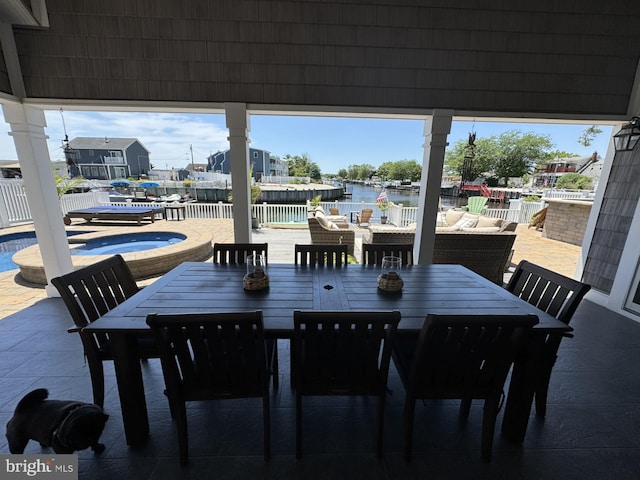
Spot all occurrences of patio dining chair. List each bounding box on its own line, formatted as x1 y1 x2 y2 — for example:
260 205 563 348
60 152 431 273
361 243 413 266
146 311 273 466
392 314 538 461
213 242 268 264
51 254 159 408
355 208 373 227
505 260 591 416
294 243 348 266
293 310 400 458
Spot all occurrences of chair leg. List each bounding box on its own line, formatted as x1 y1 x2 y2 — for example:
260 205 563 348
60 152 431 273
403 397 416 462
459 398 472 418
295 392 302 459
480 398 500 462
87 358 105 408
535 351 559 418
263 392 271 460
375 394 386 459
271 342 279 390
173 399 189 466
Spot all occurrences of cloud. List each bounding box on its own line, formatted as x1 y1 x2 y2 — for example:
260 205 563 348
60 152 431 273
42 111 230 169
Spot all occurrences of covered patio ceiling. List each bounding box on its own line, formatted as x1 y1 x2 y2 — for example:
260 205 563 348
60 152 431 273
1 1 640 321
0 0 638 119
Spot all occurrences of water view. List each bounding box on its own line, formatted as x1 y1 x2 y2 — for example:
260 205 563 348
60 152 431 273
338 183 463 209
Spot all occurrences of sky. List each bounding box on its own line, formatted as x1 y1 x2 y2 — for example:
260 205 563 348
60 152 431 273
0 109 614 175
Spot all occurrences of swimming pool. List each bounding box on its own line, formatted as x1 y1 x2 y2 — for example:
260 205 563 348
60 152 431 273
0 231 89 273
70 232 186 256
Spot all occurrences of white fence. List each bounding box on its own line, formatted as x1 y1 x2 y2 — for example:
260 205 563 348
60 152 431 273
0 180 31 226
485 200 546 224
1 180 546 229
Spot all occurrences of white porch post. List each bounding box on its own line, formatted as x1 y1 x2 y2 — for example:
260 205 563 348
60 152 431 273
414 110 453 265
225 103 251 242
2 103 73 296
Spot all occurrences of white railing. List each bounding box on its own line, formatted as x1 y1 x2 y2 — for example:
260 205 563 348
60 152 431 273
541 189 595 200
59 191 109 214
485 200 546 224
0 180 31 225
1 185 545 229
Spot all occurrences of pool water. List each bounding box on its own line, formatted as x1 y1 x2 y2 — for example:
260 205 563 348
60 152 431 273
0 231 88 272
70 232 186 256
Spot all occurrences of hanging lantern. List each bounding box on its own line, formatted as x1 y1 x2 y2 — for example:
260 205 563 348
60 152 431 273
613 116 640 151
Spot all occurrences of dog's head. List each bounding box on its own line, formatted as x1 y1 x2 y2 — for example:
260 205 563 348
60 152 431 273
53 405 109 453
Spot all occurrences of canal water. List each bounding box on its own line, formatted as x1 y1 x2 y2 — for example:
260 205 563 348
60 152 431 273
341 184 464 209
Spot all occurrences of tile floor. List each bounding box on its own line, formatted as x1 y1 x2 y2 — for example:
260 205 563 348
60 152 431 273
0 297 639 479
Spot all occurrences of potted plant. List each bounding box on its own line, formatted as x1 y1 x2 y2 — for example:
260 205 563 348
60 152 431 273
376 191 389 224
309 194 322 211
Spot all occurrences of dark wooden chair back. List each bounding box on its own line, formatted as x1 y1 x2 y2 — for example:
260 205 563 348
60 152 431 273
362 243 413 266
50 254 155 407
146 311 272 465
506 260 590 325
213 242 268 264
505 260 590 416
392 314 538 461
293 310 400 458
328 207 340 215
294 243 348 266
51 254 139 328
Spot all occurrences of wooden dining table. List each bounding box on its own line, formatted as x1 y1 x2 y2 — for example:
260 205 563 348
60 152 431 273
83 262 570 446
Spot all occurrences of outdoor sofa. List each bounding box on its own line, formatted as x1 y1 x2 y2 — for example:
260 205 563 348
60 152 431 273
362 210 518 284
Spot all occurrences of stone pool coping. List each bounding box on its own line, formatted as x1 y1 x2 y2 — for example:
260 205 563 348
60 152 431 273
11 219 227 284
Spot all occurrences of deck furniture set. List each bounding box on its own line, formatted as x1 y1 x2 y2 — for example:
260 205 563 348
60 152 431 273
79 261 580 460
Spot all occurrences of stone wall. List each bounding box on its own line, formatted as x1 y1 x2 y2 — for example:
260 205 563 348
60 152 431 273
543 199 592 246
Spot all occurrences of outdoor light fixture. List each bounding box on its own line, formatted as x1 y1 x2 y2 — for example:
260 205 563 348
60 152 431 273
614 116 640 151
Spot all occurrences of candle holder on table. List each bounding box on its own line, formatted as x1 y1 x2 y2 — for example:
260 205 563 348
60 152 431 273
377 256 403 292
243 254 269 290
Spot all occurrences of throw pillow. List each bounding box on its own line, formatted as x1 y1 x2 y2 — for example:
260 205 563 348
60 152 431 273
316 214 330 227
476 216 502 228
445 209 465 226
453 213 480 230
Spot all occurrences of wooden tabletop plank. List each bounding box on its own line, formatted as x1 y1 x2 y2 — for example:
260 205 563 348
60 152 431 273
86 262 569 334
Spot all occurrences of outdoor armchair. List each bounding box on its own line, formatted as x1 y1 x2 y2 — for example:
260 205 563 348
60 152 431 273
392 314 538 461
293 310 400 458
146 311 273 465
505 260 591 417
356 208 373 227
51 254 159 408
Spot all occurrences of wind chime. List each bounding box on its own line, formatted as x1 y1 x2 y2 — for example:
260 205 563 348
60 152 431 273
60 108 80 177
460 129 476 197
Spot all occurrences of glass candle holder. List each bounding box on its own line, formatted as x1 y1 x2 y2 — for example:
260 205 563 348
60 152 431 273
378 256 403 291
246 254 267 278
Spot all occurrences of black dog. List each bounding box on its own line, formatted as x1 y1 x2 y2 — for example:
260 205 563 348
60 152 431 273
5 388 108 454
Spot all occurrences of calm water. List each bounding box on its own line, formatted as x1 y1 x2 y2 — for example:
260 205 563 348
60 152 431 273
339 183 463 208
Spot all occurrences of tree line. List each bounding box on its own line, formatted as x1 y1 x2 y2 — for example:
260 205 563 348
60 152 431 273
279 126 601 189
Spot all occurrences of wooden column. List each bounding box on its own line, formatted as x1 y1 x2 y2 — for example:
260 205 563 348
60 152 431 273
414 110 453 265
225 103 251 242
2 103 73 296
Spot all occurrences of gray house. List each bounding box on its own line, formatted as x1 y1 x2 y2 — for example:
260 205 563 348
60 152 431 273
207 148 287 180
65 137 151 180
